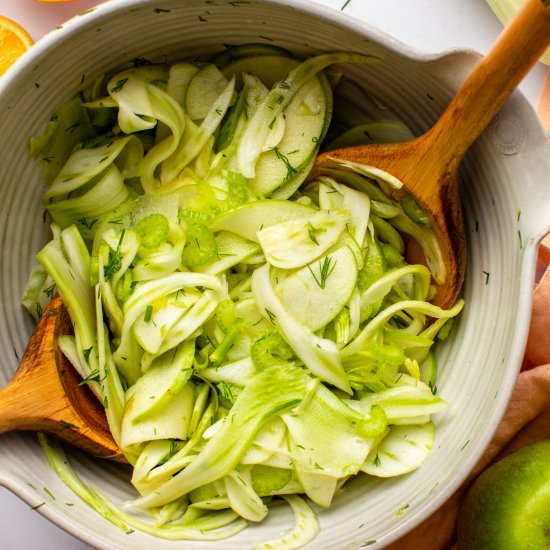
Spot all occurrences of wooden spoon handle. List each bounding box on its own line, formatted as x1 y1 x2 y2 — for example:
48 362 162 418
426 0 550 165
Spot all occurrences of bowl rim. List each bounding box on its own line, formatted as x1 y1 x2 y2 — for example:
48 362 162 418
0 0 548 548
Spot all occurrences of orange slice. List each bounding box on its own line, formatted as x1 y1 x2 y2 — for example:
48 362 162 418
0 16 33 76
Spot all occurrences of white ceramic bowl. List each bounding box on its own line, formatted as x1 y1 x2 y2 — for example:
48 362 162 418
1 1 549 548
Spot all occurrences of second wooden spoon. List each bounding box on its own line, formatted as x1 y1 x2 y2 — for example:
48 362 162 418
0 296 124 461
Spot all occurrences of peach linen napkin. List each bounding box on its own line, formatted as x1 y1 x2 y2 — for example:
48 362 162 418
388 69 550 550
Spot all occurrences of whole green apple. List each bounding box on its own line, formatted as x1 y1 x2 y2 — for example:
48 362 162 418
457 439 550 549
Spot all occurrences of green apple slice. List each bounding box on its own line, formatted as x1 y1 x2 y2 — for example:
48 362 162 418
210 199 315 242
275 245 358 331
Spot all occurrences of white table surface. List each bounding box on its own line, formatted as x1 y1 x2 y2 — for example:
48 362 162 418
0 0 547 548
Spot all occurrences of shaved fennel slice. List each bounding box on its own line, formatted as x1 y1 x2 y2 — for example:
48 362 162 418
113 273 224 378
362 422 436 477
282 384 386 479
40 433 248 541
161 76 236 185
127 363 306 510
254 495 320 550
224 469 268 522
358 374 448 422
327 158 404 190
256 209 348 269
252 263 351 393
344 299 464 356
359 264 431 316
45 136 141 199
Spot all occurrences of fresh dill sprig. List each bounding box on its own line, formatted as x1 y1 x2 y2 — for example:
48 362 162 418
43 283 56 298
109 77 128 93
272 146 298 181
104 230 125 278
308 256 336 289
264 308 277 323
83 347 93 361
279 78 290 90
133 56 152 66
306 222 326 245
65 122 82 134
78 369 101 386
218 381 235 402
78 217 99 230
158 440 179 466
59 420 80 429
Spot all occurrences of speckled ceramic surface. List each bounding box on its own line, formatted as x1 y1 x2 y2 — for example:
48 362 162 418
1 1 549 548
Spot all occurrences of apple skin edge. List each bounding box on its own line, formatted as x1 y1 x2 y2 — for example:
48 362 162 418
457 439 550 550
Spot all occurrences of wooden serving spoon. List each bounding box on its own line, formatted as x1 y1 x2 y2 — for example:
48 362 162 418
316 0 550 310
0 0 548 462
0 296 125 462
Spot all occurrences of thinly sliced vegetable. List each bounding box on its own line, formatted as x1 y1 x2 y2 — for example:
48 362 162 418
128 363 306 509
194 231 261 275
125 340 194 423
358 374 448 422
242 417 288 465
254 495 320 550
46 165 131 241
211 43 293 68
249 75 328 197
30 97 96 185
224 469 268 521
222 54 299 88
44 136 140 199
162 76 235 185
166 62 199 105
276 245 358 331
324 120 414 150
39 434 130 532
185 64 230 120
121 381 195 448
257 209 348 269
210 199 316 242
252 263 351 393
283 384 386 479
344 299 464 356
362 422 436 477
237 52 379 178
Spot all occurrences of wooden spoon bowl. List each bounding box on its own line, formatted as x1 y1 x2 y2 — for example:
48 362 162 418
0 296 124 462
316 0 550 309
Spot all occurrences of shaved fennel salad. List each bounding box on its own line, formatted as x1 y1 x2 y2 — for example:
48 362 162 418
23 44 463 548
